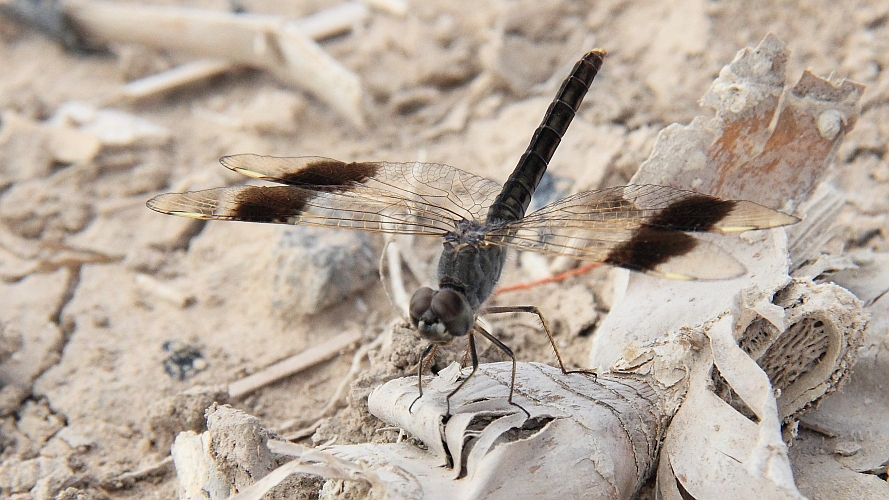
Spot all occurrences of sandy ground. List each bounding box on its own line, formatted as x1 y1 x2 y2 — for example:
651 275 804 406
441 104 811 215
0 0 887 498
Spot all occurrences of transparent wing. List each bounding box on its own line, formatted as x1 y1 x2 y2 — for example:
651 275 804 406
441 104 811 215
147 155 503 236
484 185 799 280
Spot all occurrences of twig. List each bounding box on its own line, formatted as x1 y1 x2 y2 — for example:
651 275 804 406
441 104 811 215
280 327 387 441
384 240 409 317
100 456 174 490
282 419 324 442
228 329 362 399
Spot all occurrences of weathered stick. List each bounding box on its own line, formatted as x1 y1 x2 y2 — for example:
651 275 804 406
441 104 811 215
228 329 361 399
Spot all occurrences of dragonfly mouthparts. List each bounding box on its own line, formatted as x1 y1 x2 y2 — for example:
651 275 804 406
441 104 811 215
410 287 475 344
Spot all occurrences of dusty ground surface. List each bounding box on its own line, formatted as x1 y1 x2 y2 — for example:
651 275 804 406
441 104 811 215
0 0 887 499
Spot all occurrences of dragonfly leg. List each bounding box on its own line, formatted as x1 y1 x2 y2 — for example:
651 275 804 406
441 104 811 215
471 323 531 418
483 305 599 379
482 305 568 373
459 340 472 368
409 343 438 413
445 331 479 417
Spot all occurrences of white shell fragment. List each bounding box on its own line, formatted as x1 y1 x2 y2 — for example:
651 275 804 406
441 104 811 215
0 110 100 179
658 319 802 500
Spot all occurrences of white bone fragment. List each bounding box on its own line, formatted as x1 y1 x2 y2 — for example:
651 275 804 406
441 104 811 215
587 33 866 499
360 0 407 17
171 431 231 500
294 2 369 40
120 59 232 100
118 3 369 101
51 101 171 147
333 363 663 500
62 0 365 128
786 182 847 267
134 273 195 308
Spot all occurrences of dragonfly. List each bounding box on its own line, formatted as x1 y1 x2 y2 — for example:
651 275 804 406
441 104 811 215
147 49 799 414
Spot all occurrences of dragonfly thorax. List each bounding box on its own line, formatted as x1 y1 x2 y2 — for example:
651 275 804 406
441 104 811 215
443 218 488 247
431 216 508 325
409 287 475 344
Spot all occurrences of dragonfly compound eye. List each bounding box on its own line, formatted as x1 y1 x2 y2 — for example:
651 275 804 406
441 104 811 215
409 287 435 326
410 287 461 344
431 289 474 338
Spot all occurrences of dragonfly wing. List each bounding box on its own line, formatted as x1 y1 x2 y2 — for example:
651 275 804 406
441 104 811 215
147 155 504 235
219 155 502 223
484 185 799 280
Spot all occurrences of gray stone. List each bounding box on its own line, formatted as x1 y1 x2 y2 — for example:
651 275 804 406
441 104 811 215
272 226 378 320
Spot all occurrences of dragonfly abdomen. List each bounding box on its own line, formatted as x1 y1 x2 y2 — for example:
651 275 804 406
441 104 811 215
488 49 607 223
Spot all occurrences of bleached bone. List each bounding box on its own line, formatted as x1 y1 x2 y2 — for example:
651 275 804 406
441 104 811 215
589 33 866 499
62 0 366 128
201 363 666 500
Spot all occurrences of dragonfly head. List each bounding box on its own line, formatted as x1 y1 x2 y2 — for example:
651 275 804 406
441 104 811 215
409 287 474 344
